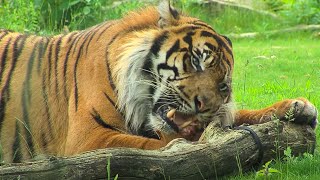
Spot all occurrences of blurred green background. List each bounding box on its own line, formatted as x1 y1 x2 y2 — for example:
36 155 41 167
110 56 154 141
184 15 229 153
0 0 319 34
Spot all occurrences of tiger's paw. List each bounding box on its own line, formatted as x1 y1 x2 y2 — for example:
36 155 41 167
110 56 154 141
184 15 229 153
281 98 318 129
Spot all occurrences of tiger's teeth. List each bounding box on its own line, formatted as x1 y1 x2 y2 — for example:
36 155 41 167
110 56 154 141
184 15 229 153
166 109 176 119
180 120 193 128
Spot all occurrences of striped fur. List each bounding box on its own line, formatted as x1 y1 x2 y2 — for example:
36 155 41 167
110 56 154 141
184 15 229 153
0 1 317 163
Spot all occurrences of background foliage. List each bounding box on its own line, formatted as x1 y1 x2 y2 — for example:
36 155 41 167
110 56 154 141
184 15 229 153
1 0 320 34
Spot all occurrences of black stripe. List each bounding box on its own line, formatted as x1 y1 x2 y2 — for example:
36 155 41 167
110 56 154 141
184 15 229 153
157 63 179 78
191 21 216 32
21 41 39 157
103 92 116 107
106 55 115 91
173 25 201 34
97 22 115 41
79 30 93 48
77 28 97 57
141 31 170 101
200 31 233 57
63 33 80 101
0 31 8 41
200 31 233 68
183 31 195 52
54 36 63 97
150 31 169 56
221 35 232 47
0 38 12 84
105 33 122 91
148 81 157 98
41 72 54 141
0 35 27 131
41 132 48 150
142 31 169 73
85 30 98 55
166 40 180 60
83 23 108 55
73 30 95 111
104 28 140 92
73 40 84 111
21 98 35 157
0 94 7 130
47 41 54 91
204 42 215 51
182 31 196 72
169 5 179 19
182 53 189 72
12 121 22 163
2 35 27 89
0 38 12 132
91 108 118 131
37 38 49 75
138 125 158 139
23 41 39 103
66 32 78 43
72 31 86 55
73 67 79 111
103 92 125 118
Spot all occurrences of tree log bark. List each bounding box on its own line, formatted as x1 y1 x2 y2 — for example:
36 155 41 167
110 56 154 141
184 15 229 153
0 121 316 179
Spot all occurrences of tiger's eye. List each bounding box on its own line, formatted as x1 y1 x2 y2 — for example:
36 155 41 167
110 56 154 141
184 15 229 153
219 83 229 92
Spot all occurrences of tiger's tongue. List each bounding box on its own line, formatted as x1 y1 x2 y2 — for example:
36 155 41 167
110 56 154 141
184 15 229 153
166 109 203 141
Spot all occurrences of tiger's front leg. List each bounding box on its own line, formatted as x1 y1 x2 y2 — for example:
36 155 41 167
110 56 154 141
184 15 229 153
234 98 318 129
63 117 180 156
62 99 182 156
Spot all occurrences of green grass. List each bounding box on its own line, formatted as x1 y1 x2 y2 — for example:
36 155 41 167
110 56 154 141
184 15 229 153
226 36 320 180
226 154 320 180
233 36 320 110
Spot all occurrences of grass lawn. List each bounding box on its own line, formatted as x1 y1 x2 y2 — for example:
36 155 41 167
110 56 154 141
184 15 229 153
225 35 320 179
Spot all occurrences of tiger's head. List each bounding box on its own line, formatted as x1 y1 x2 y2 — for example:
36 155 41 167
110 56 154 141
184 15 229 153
114 0 234 141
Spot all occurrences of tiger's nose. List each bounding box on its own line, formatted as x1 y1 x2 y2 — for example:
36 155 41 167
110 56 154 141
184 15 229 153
194 96 205 112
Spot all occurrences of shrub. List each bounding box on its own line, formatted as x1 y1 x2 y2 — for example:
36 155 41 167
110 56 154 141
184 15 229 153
280 0 320 25
264 0 320 25
33 0 107 31
0 0 40 32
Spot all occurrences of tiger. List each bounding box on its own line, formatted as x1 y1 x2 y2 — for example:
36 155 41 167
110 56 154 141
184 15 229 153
0 0 317 163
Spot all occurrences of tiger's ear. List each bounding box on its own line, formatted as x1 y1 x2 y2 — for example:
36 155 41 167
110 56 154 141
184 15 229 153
158 0 180 28
222 35 233 47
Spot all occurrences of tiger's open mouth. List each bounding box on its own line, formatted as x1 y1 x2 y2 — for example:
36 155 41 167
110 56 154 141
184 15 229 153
156 105 206 141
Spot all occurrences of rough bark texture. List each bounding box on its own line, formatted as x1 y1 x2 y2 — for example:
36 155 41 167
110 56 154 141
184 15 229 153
0 121 316 179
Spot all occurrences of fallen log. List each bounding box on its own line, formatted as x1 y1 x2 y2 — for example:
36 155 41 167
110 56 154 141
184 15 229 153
0 120 316 179
199 0 279 19
227 25 320 39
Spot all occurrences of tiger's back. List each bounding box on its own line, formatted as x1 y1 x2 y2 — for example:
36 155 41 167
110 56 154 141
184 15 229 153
0 7 168 162
0 30 69 162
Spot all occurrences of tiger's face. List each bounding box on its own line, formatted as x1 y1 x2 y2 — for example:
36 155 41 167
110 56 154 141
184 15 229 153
149 27 234 140
114 1 235 141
